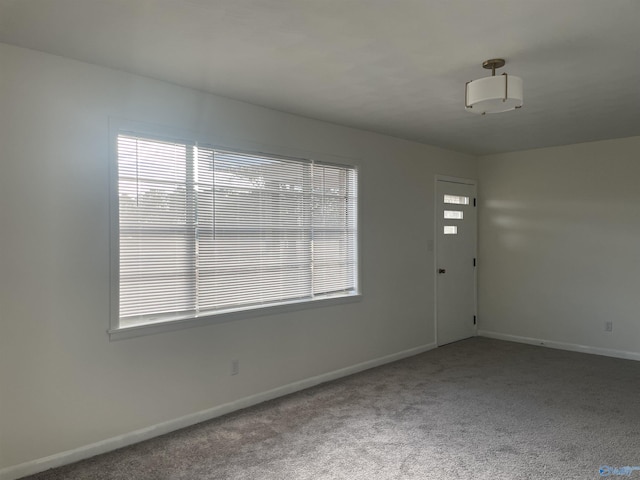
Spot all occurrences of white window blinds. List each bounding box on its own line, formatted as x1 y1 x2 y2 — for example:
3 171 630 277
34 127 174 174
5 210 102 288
117 133 358 327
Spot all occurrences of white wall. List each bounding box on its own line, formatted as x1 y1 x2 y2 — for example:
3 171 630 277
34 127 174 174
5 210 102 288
478 136 640 358
0 43 476 475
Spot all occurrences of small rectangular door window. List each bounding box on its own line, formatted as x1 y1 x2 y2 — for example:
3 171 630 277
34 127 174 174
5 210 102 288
444 194 469 205
444 210 464 219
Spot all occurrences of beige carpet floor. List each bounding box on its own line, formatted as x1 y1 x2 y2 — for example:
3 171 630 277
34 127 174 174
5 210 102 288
21 337 640 479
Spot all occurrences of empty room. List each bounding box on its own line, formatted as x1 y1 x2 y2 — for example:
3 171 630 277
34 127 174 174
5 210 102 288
1 1 640 479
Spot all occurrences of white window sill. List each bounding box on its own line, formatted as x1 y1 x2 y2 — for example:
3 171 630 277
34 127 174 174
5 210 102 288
108 293 362 341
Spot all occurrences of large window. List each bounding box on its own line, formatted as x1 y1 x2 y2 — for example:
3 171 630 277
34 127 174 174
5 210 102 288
112 132 358 334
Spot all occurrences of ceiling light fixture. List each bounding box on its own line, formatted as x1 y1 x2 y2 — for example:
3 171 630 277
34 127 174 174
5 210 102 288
465 59 523 114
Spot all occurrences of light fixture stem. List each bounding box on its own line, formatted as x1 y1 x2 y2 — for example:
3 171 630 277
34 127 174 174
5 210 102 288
483 59 505 76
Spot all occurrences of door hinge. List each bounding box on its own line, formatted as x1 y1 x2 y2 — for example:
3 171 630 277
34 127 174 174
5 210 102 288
473 198 477 207
473 315 477 325
473 258 476 267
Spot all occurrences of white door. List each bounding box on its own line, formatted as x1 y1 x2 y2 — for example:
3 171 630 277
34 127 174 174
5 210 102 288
436 178 477 346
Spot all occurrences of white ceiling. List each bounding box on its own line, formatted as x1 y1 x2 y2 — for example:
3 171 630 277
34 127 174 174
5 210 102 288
1 0 639 155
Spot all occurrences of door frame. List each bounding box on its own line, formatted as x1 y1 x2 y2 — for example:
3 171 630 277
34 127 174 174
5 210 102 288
434 175 478 346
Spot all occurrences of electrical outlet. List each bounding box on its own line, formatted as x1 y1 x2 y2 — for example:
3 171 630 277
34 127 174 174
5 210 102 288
231 359 239 376
605 321 613 333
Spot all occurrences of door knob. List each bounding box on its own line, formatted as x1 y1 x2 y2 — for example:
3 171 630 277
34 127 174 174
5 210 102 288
438 268 446 274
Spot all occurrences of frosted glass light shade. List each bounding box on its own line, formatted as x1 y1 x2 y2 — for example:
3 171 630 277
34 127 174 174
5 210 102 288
465 74 523 114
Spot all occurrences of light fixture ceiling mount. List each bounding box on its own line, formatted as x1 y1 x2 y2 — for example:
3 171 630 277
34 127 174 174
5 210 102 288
465 58 523 115
482 58 505 74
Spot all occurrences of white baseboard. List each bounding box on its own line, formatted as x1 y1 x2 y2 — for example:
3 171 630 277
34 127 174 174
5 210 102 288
0 342 436 480
478 330 640 362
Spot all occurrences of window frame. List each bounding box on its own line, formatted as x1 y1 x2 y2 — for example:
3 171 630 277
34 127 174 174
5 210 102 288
108 120 361 340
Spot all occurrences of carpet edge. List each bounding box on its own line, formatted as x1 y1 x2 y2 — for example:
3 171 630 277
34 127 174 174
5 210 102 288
477 330 640 361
